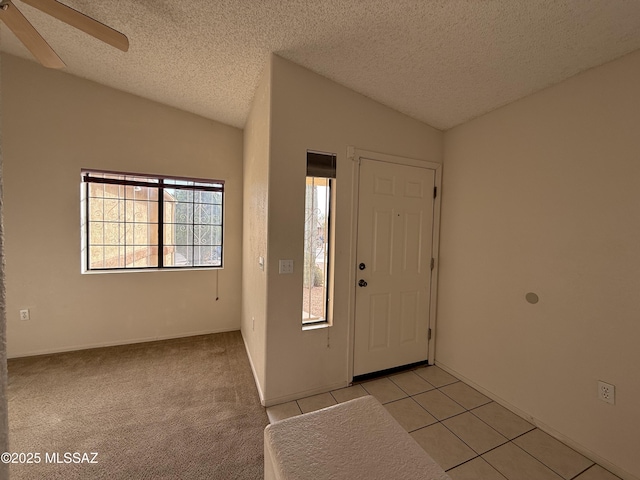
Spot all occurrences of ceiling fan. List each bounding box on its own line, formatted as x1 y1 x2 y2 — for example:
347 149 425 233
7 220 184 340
0 0 128 69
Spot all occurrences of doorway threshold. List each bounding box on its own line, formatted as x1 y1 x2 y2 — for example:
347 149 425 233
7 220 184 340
353 360 429 383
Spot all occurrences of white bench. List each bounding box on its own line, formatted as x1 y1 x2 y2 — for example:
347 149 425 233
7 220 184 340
264 395 451 480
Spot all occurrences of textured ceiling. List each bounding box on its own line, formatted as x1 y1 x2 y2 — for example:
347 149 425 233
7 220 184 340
2 1 640 130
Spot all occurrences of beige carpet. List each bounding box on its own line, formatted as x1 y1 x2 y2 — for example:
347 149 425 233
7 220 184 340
7 331 268 479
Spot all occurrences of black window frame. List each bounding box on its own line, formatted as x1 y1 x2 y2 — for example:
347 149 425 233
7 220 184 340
302 151 336 327
82 169 224 272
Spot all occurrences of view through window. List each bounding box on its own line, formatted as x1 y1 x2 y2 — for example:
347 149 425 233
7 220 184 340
81 170 223 271
303 152 336 325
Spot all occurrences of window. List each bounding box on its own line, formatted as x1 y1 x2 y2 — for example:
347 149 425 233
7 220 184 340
303 152 336 326
81 170 223 271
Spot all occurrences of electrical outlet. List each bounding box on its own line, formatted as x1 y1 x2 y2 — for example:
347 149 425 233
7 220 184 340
19 309 30 321
598 381 615 405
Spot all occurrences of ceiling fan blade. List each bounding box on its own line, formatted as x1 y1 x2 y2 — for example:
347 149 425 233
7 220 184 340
0 0 65 68
21 0 129 52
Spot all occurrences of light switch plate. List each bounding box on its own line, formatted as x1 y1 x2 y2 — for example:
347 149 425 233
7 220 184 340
279 259 294 274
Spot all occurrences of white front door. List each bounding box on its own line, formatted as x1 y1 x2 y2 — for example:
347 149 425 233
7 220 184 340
353 158 436 376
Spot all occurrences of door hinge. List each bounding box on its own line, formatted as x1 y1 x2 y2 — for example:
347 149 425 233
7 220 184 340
433 186 437 198
430 258 435 271
428 328 432 341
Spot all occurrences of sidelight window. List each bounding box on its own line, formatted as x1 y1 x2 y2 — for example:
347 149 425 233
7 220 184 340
303 152 336 326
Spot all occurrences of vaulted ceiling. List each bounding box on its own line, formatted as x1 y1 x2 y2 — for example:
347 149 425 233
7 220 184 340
2 0 640 130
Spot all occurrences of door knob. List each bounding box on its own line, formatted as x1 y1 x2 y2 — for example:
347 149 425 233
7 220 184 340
358 279 368 287
359 263 366 270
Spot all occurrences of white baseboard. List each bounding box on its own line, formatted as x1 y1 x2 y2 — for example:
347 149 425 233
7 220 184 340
239 329 348 407
435 361 638 480
238 331 348 408
7 327 239 359
240 328 266 406
262 380 349 408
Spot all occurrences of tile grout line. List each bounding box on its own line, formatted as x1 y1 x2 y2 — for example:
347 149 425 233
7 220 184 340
396 370 486 472
429 405 499 471
272 367 618 480
496 433 568 480
404 381 503 472
512 435 598 480
386 372 437 395
510 431 596 480
399 370 563 475
466 402 536 440
444 455 510 479
363 369 508 472
428 381 551 475
569 464 593 480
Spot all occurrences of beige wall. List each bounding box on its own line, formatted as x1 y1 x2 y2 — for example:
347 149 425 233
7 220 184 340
241 60 271 401
8 40 635 478
2 54 244 357
438 49 640 479
260 55 442 404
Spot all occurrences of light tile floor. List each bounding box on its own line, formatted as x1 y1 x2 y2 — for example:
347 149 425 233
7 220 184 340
266 365 621 480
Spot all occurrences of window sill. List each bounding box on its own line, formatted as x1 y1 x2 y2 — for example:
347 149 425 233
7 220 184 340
82 266 223 275
302 322 330 331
